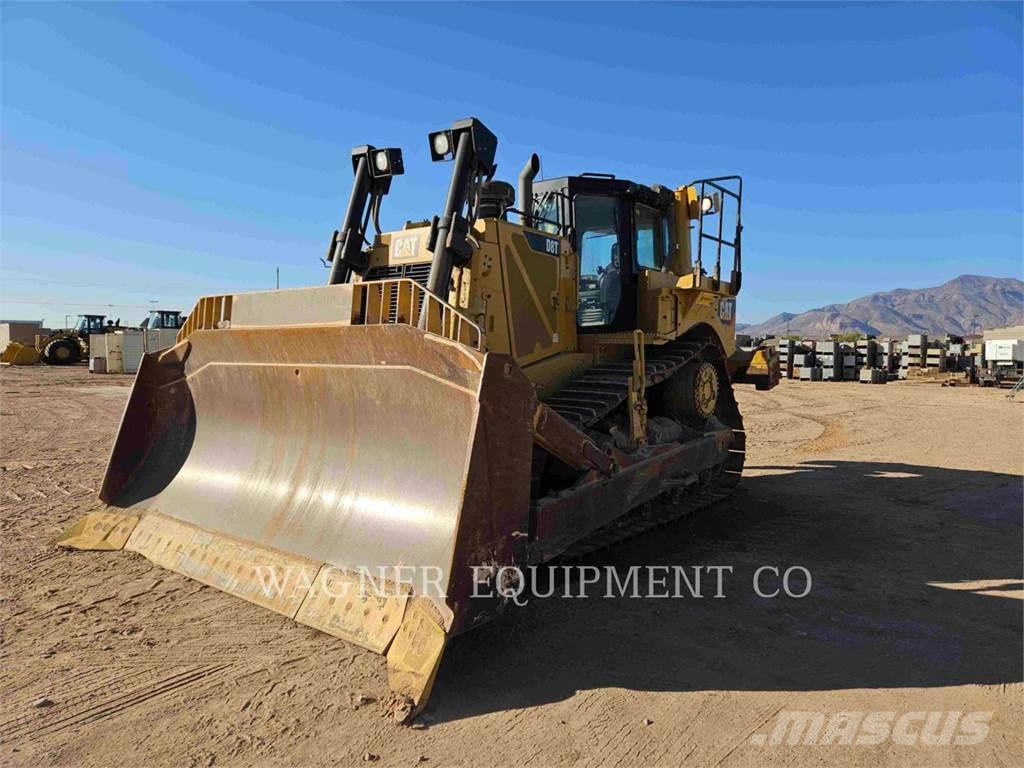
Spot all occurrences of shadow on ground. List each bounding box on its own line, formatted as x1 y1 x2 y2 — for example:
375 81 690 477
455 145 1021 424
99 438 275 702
430 460 1024 722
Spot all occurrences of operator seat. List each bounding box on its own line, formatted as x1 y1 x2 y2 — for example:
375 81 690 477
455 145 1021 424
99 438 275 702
599 243 622 324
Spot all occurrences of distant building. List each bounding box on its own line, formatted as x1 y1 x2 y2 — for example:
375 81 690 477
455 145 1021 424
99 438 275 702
1 320 50 347
982 325 1024 342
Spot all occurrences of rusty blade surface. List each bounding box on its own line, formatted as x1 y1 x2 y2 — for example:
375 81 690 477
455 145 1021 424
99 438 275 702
101 324 486 600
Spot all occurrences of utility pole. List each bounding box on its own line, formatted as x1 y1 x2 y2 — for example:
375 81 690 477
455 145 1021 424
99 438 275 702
276 267 280 290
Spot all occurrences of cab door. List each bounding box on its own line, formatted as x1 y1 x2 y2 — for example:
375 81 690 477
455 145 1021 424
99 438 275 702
573 194 635 332
633 202 679 336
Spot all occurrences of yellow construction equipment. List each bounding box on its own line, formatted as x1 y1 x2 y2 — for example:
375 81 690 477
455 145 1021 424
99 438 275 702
36 314 123 365
1 342 40 365
59 118 778 718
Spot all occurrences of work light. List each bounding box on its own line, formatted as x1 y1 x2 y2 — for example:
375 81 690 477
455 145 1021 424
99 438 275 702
700 193 720 215
430 130 453 161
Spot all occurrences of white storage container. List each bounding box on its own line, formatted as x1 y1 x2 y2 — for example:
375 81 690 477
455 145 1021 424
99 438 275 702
984 340 1023 364
105 333 124 373
89 333 108 359
122 330 145 374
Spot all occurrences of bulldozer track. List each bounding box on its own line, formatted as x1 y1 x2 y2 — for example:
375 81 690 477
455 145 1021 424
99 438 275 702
544 340 709 428
551 348 747 561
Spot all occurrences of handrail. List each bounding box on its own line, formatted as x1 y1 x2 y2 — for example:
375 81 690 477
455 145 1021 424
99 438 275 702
352 278 485 351
689 175 743 291
177 294 232 343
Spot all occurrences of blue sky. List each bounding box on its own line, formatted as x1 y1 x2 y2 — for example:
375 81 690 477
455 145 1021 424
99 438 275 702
2 2 1021 327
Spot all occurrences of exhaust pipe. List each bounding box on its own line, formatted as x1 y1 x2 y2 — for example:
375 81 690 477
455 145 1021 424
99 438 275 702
518 153 540 228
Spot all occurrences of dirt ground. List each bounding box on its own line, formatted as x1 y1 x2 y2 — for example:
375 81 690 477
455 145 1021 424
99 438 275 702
1 365 1021 768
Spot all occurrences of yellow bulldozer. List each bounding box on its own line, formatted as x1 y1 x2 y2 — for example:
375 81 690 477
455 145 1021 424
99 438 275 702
59 118 778 718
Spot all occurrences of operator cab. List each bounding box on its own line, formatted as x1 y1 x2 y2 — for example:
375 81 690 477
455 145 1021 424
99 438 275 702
532 175 676 333
74 314 109 334
141 309 184 330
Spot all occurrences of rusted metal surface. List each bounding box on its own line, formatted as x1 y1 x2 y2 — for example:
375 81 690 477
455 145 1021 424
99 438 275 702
528 428 733 564
126 512 321 619
532 404 614 475
99 322 535 636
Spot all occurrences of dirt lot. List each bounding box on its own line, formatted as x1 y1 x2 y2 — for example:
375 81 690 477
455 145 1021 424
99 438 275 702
1 365 1021 767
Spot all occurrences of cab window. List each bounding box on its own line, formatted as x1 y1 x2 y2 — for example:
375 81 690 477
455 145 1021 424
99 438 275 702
536 193 561 235
635 204 667 270
575 195 621 326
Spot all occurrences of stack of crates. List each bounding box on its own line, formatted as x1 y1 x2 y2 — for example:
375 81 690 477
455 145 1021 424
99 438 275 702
777 338 795 379
925 344 947 373
792 341 816 380
947 342 963 370
799 364 823 381
878 339 899 375
945 336 965 371
855 338 879 369
819 341 841 381
900 334 927 379
842 343 857 381
858 368 887 384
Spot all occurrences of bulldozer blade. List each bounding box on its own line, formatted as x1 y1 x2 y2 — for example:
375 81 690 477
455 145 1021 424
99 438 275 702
58 320 536 711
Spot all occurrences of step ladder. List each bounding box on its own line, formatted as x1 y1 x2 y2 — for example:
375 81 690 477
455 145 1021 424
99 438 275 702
1008 375 1024 400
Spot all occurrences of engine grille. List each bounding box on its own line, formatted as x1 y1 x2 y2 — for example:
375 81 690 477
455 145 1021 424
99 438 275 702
363 263 431 285
361 263 432 322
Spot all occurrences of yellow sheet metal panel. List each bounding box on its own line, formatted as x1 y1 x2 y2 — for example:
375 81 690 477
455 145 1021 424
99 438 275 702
386 599 447 716
294 567 410 654
229 284 355 328
125 513 320 619
0 342 40 365
55 511 138 550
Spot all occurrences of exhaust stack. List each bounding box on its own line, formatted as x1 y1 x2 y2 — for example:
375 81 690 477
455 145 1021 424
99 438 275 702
518 153 540 228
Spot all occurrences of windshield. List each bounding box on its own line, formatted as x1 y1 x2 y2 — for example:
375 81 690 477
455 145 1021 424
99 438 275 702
75 317 96 332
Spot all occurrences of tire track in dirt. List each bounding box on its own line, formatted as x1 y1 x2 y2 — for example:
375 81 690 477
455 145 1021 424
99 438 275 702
0 664 233 743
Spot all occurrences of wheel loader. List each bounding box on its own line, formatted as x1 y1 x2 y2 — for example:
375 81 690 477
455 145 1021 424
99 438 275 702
58 118 778 719
36 314 122 365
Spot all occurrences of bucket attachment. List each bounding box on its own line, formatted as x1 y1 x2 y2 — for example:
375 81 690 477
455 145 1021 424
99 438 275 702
729 343 780 390
58 284 536 717
1 341 40 365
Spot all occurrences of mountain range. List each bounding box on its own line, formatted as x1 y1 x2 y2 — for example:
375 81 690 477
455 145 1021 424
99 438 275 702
740 275 1023 338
